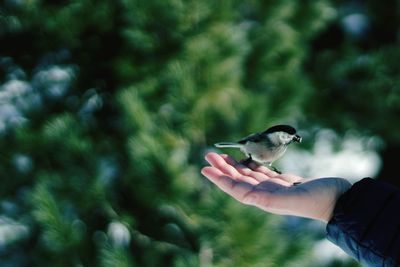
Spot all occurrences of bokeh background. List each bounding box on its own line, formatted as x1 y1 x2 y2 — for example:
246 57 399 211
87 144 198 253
1 0 399 266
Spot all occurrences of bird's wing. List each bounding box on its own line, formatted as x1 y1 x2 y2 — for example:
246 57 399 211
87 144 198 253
238 132 264 144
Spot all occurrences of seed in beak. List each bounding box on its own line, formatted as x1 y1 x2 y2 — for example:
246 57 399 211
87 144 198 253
293 135 302 143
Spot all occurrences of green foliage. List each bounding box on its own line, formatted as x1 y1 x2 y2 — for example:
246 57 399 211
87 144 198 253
30 181 85 253
99 244 135 267
308 45 400 141
1 0 380 266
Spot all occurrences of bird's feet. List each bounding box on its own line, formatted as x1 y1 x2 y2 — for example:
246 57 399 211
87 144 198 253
240 156 253 166
270 165 282 174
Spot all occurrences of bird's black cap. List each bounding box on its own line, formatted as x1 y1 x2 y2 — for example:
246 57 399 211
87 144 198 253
263 125 297 135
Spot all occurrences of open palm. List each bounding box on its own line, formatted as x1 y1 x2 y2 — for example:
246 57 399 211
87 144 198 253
201 152 351 222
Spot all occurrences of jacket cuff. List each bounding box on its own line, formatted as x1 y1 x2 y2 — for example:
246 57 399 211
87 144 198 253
326 178 400 266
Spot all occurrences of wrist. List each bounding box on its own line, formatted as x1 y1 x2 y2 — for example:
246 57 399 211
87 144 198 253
321 178 352 223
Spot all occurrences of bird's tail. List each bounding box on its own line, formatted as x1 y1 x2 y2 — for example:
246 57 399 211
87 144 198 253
214 142 242 148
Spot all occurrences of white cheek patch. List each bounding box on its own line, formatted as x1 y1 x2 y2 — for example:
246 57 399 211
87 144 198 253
279 133 293 144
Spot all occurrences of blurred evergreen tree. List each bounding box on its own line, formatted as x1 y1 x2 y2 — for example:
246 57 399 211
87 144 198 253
0 0 359 266
305 0 400 187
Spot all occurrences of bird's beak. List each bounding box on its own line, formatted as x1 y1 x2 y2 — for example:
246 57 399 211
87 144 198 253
293 135 302 143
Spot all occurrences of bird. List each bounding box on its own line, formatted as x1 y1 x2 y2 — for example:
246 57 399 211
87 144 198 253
214 125 302 173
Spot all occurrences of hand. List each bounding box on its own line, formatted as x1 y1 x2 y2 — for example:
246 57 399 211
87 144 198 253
201 152 351 222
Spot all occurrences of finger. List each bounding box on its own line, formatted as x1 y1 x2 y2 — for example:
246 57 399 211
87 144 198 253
201 166 254 201
247 161 279 177
220 154 270 182
264 177 292 186
205 153 259 185
275 173 303 184
219 154 237 166
204 152 240 178
246 161 301 185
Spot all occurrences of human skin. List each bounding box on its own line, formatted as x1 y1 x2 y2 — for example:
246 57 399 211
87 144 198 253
201 152 352 223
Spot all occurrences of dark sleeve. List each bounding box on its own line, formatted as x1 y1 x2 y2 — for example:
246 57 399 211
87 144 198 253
326 178 400 267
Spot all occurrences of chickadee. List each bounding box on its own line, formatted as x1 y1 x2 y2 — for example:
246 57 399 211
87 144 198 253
214 125 302 173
